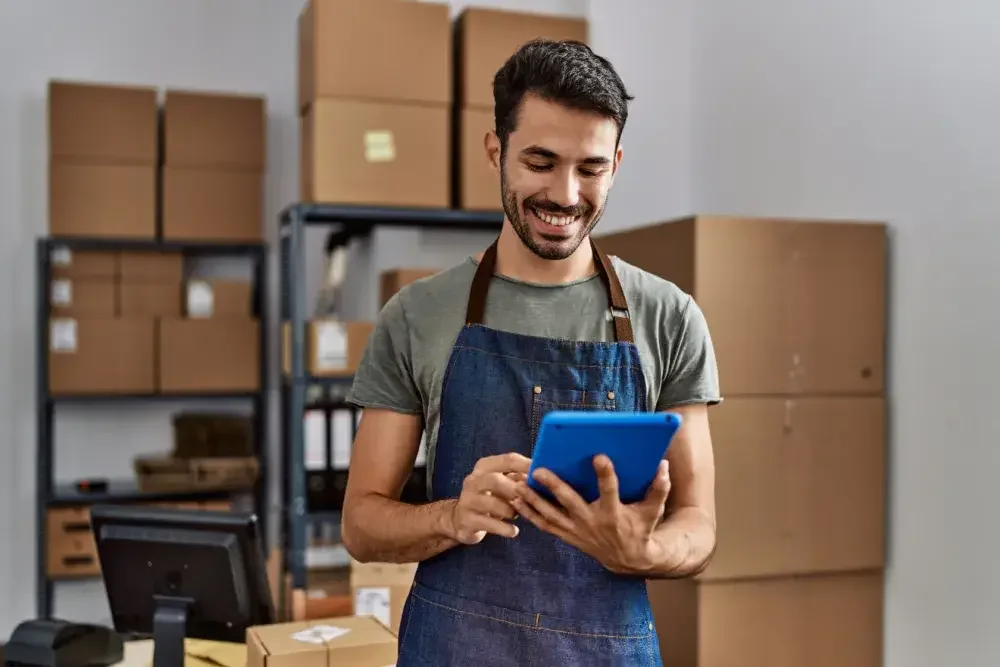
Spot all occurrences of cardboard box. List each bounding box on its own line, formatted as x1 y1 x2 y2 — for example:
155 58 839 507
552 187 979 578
246 616 396 667
48 80 158 165
595 216 887 396
281 320 374 378
649 571 884 667
297 0 451 111
119 283 182 317
456 107 501 211
162 167 263 242
379 268 441 307
184 280 254 318
350 560 417 634
119 252 184 284
48 317 155 395
49 164 156 238
49 279 117 317
699 397 885 581
162 90 266 170
301 99 449 207
157 318 260 392
456 8 588 109
48 249 117 280
46 506 99 579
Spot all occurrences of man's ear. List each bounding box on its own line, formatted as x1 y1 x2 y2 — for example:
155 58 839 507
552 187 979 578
609 144 624 185
485 129 502 173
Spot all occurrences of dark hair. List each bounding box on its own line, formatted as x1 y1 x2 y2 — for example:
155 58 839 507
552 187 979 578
492 39 633 152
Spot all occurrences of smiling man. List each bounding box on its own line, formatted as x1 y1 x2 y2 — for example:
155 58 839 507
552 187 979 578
341 39 722 666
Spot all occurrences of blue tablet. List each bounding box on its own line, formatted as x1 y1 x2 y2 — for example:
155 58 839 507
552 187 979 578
527 411 682 505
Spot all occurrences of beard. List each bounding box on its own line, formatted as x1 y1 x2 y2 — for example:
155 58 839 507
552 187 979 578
500 163 607 261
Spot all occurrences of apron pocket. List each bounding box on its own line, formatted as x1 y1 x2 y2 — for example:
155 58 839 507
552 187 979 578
529 385 616 449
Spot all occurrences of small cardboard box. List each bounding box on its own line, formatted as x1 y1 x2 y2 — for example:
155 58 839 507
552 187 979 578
281 320 374 378
48 248 117 280
162 90 266 170
350 560 417 635
119 252 184 283
184 280 254 318
157 318 260 392
49 279 117 317
246 616 397 667
119 283 182 318
162 167 264 242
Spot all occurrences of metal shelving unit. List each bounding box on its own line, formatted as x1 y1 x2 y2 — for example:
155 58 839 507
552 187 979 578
35 236 270 619
278 203 503 602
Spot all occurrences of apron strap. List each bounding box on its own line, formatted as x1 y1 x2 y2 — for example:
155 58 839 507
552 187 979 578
465 238 635 344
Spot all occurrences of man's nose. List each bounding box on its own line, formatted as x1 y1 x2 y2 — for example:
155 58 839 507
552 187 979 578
547 170 581 209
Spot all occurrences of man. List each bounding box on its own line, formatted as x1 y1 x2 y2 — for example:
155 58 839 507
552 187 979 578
342 39 721 666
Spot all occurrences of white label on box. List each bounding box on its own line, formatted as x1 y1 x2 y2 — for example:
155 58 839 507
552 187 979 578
315 321 347 371
50 319 77 353
50 247 72 266
186 280 214 318
304 410 327 470
364 130 396 163
290 625 350 644
331 409 353 470
354 587 392 628
51 280 72 306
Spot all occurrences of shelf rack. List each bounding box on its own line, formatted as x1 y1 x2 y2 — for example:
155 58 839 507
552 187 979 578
35 236 270 619
278 203 503 607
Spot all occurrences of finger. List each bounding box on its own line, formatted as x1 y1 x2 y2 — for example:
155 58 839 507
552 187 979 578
474 471 521 502
505 472 528 484
468 513 520 539
475 452 532 475
531 468 590 517
641 460 671 512
593 455 622 511
510 496 566 539
469 492 518 520
515 482 575 533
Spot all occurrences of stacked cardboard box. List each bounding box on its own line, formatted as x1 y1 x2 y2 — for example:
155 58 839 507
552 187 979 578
597 216 887 667
161 89 266 241
379 267 442 307
297 0 451 207
453 9 588 211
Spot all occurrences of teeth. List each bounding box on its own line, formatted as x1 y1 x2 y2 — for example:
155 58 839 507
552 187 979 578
533 209 578 227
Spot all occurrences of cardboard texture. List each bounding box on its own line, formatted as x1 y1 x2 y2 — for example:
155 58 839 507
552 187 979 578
118 283 182 318
49 249 117 280
46 506 99 578
246 616 396 667
379 268 442 307
162 90 266 169
595 216 887 396
119 252 184 283
456 8 588 109
300 98 449 207
297 0 451 111
649 571 884 667
457 107 501 211
48 317 155 395
281 320 374 378
48 80 159 165
49 163 156 238
162 167 263 242
184 280 254 318
699 397 885 581
350 559 417 634
49 280 116 317
157 319 260 392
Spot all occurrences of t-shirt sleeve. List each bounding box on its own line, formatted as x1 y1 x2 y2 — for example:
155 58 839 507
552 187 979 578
656 295 723 410
346 294 423 415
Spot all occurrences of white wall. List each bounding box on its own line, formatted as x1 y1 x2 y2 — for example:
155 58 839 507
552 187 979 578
0 0 691 639
692 0 1000 665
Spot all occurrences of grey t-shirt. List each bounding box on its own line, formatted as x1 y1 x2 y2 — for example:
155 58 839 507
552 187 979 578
346 255 722 481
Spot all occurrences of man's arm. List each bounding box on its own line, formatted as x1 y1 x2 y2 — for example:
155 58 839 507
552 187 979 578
341 408 460 564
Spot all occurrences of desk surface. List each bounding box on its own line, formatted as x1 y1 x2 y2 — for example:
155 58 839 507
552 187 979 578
115 638 246 667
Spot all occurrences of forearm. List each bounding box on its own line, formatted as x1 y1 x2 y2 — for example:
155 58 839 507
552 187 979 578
343 493 460 563
635 507 717 578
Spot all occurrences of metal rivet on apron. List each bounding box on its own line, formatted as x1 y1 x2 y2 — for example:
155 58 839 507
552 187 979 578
607 391 615 400
533 385 542 394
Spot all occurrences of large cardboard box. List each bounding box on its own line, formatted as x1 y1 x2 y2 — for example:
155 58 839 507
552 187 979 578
699 397 885 581
350 560 417 635
648 571 884 667
595 216 887 396
379 268 442 307
456 8 588 109
301 99 449 207
48 80 158 165
48 318 155 395
49 164 156 238
162 90 266 170
162 167 263 241
246 616 396 667
297 0 451 111
456 107 501 211
281 320 374 378
157 318 260 392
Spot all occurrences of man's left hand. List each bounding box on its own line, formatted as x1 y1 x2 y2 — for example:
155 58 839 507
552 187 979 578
511 455 672 574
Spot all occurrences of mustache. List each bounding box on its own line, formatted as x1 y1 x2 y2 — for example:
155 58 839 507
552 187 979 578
524 198 591 218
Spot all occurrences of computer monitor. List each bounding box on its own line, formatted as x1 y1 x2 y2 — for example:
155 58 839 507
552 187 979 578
89 505 275 667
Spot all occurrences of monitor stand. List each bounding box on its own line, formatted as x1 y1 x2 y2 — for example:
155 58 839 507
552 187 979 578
152 595 193 667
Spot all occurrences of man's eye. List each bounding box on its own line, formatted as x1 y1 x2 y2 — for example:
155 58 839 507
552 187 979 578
526 163 553 172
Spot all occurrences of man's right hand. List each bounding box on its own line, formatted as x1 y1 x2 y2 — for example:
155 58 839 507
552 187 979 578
445 453 531 545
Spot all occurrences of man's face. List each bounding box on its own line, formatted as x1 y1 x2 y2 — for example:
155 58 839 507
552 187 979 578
488 94 622 261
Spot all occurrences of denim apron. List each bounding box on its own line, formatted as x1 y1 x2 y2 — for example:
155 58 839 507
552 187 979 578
396 239 662 666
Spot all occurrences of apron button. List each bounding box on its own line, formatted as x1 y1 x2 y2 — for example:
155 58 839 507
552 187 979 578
533 386 542 394
607 391 615 400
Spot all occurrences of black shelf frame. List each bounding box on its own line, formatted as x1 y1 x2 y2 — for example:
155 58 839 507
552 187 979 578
278 203 503 594
35 235 270 619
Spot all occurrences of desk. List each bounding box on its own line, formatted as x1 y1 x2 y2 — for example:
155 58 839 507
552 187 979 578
113 639 245 667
